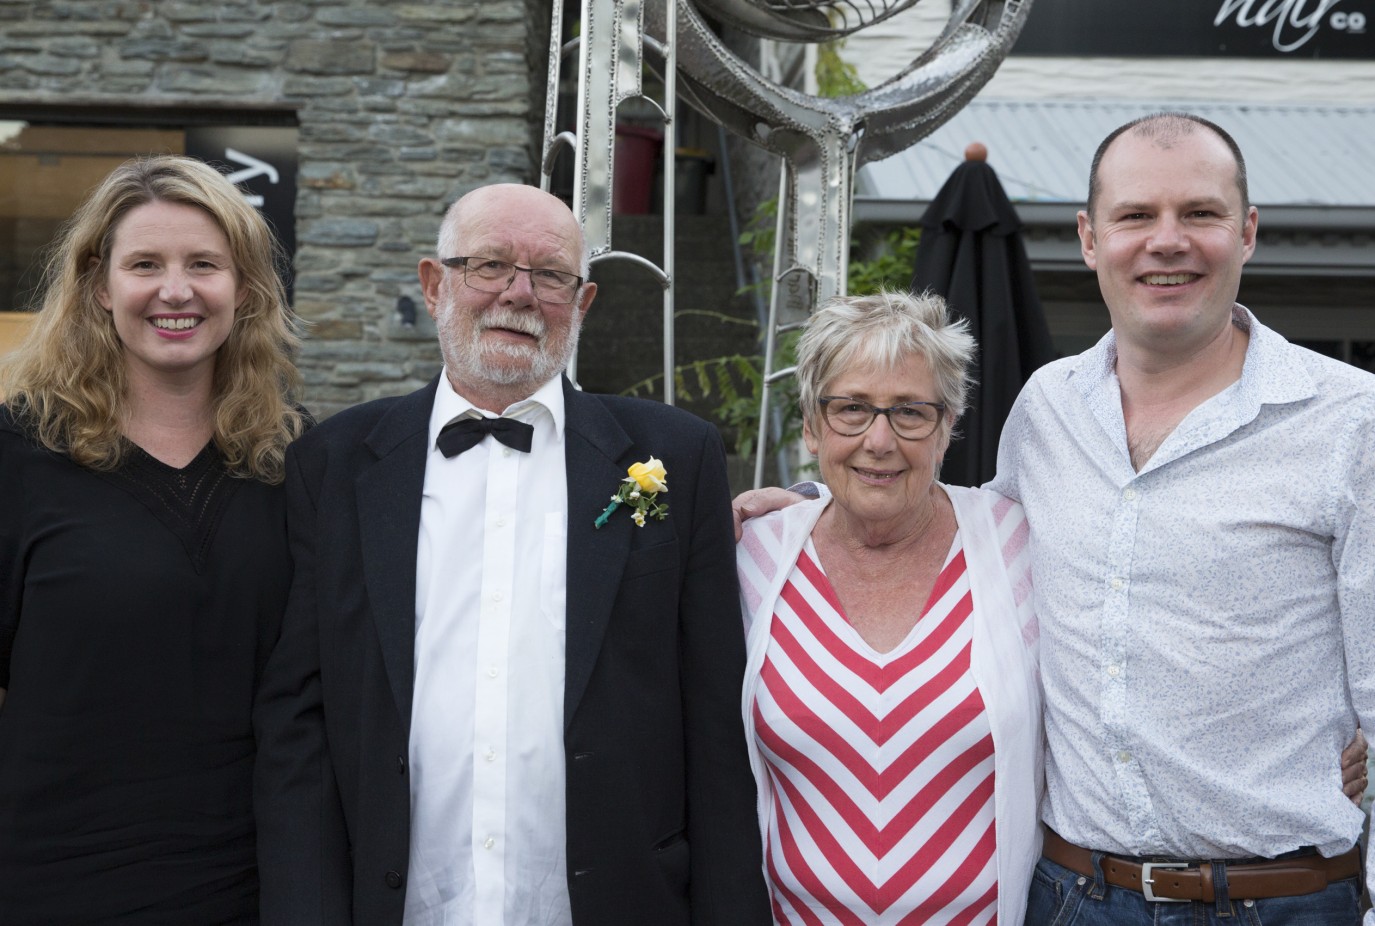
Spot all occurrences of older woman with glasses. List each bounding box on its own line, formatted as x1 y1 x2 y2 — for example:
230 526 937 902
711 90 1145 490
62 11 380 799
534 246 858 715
736 290 1041 926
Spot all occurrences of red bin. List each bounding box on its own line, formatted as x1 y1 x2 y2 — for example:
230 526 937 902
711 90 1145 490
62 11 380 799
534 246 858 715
613 124 663 215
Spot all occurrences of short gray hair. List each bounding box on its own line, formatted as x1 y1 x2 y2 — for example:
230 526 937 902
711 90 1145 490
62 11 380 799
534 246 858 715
796 289 976 432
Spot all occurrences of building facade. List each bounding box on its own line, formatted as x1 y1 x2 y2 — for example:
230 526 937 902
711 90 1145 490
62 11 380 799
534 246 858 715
844 0 1375 367
1 0 550 416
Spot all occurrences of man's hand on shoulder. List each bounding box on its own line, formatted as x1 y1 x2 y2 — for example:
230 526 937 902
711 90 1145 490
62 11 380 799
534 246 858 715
731 487 808 541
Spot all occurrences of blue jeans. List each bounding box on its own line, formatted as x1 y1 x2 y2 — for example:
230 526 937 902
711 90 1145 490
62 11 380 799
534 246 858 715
1026 855 1361 926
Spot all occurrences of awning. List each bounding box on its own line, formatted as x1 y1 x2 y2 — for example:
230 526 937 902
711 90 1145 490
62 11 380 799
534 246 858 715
854 100 1375 276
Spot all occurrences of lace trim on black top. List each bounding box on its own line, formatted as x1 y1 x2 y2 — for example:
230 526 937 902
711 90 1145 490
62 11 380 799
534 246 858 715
98 442 242 574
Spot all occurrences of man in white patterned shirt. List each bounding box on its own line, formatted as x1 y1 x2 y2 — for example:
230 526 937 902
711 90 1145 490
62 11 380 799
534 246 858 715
989 113 1375 925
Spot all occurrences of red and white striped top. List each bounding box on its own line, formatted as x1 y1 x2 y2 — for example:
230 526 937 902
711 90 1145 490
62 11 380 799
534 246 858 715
754 533 997 926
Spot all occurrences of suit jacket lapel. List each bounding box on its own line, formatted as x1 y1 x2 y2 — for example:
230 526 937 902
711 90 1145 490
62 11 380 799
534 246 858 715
356 376 439 735
562 379 634 730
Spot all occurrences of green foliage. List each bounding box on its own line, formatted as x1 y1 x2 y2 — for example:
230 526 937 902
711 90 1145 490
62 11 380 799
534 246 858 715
847 226 923 295
620 334 804 461
622 353 765 459
815 9 868 99
815 39 868 98
734 197 778 303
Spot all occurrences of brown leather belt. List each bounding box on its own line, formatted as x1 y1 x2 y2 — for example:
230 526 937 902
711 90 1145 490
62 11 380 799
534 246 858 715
1043 829 1361 902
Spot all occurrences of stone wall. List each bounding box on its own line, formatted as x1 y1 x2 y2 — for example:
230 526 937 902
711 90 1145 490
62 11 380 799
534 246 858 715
0 0 551 417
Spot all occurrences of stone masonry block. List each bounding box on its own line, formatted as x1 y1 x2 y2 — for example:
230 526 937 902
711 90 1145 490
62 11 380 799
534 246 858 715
180 23 259 38
433 117 527 147
209 42 281 67
299 163 357 190
380 51 449 73
304 318 363 340
477 3 526 23
396 5 478 24
158 66 267 94
299 219 380 247
18 55 81 75
353 77 407 98
285 39 374 75
119 38 208 61
159 4 218 23
295 273 348 294
282 75 354 96
317 7 396 27
365 121 431 146
48 37 101 57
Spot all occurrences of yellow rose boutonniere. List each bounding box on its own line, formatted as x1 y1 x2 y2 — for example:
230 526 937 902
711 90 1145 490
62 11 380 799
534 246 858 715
595 456 669 529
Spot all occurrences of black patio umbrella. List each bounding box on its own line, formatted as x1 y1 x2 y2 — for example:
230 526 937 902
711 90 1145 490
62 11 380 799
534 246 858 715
909 145 1056 488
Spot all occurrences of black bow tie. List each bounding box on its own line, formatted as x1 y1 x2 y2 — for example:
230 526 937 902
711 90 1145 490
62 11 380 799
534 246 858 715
437 416 534 457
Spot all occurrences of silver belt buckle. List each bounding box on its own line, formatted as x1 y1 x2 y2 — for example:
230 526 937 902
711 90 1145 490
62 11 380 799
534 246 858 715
1141 861 1190 902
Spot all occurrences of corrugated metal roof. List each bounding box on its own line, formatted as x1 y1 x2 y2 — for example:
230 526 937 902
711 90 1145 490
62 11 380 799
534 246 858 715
856 100 1375 208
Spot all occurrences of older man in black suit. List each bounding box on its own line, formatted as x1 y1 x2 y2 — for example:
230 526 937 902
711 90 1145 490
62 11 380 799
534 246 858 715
254 184 769 926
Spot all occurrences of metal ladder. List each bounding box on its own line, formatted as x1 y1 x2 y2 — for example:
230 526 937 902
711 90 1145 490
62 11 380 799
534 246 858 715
540 0 681 404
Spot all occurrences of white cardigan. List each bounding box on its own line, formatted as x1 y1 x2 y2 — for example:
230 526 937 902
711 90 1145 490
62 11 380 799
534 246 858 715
736 484 1044 926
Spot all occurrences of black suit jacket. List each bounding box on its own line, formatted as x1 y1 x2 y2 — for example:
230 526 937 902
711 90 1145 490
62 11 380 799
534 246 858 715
254 376 769 925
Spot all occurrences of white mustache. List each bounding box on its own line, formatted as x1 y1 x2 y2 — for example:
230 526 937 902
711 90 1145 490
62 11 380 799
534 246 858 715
480 310 545 339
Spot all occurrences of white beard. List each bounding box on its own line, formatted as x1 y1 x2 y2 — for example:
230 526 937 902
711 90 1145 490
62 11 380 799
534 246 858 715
435 288 582 392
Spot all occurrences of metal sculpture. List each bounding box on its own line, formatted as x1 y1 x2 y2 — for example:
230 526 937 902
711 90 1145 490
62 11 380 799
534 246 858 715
541 0 681 400
542 0 1033 482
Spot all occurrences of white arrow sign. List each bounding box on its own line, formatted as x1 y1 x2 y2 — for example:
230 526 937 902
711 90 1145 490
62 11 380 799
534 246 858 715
223 147 279 206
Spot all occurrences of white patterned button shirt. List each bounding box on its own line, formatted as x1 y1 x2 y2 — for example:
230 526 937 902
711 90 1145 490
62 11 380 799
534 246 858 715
989 307 1375 871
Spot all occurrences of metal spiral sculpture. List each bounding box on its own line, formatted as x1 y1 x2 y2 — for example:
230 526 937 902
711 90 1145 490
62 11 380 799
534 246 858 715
542 0 1032 481
692 0 927 41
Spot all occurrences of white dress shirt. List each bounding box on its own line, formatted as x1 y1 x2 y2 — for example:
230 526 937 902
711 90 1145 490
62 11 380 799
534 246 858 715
990 307 1375 872
406 373 573 926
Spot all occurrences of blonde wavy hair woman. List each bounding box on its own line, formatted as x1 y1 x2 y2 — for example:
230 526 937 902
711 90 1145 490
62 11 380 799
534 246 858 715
0 154 305 481
0 155 307 922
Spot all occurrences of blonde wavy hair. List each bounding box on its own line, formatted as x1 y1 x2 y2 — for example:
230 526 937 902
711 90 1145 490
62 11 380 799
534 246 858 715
0 155 305 483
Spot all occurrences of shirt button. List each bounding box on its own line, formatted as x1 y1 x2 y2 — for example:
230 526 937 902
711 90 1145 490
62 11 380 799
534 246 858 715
1117 750 1131 763
1110 577 1125 591
484 837 496 850
495 517 506 528
1107 665 1121 678
1123 487 1138 501
487 667 498 678
493 591 504 602
485 748 497 762
502 448 513 458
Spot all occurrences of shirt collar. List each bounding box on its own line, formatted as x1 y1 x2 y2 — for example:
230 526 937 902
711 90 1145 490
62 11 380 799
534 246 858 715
1069 304 1315 409
428 372 567 451
1230 305 1316 407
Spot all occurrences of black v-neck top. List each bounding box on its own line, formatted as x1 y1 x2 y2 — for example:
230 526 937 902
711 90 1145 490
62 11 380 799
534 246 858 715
0 406 291 924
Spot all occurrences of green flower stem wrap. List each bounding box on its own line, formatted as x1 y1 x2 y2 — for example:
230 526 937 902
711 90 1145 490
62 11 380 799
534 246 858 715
594 498 622 529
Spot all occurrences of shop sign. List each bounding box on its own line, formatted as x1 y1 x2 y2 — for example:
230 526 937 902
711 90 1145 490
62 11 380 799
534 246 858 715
1013 0 1372 58
185 126 298 295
